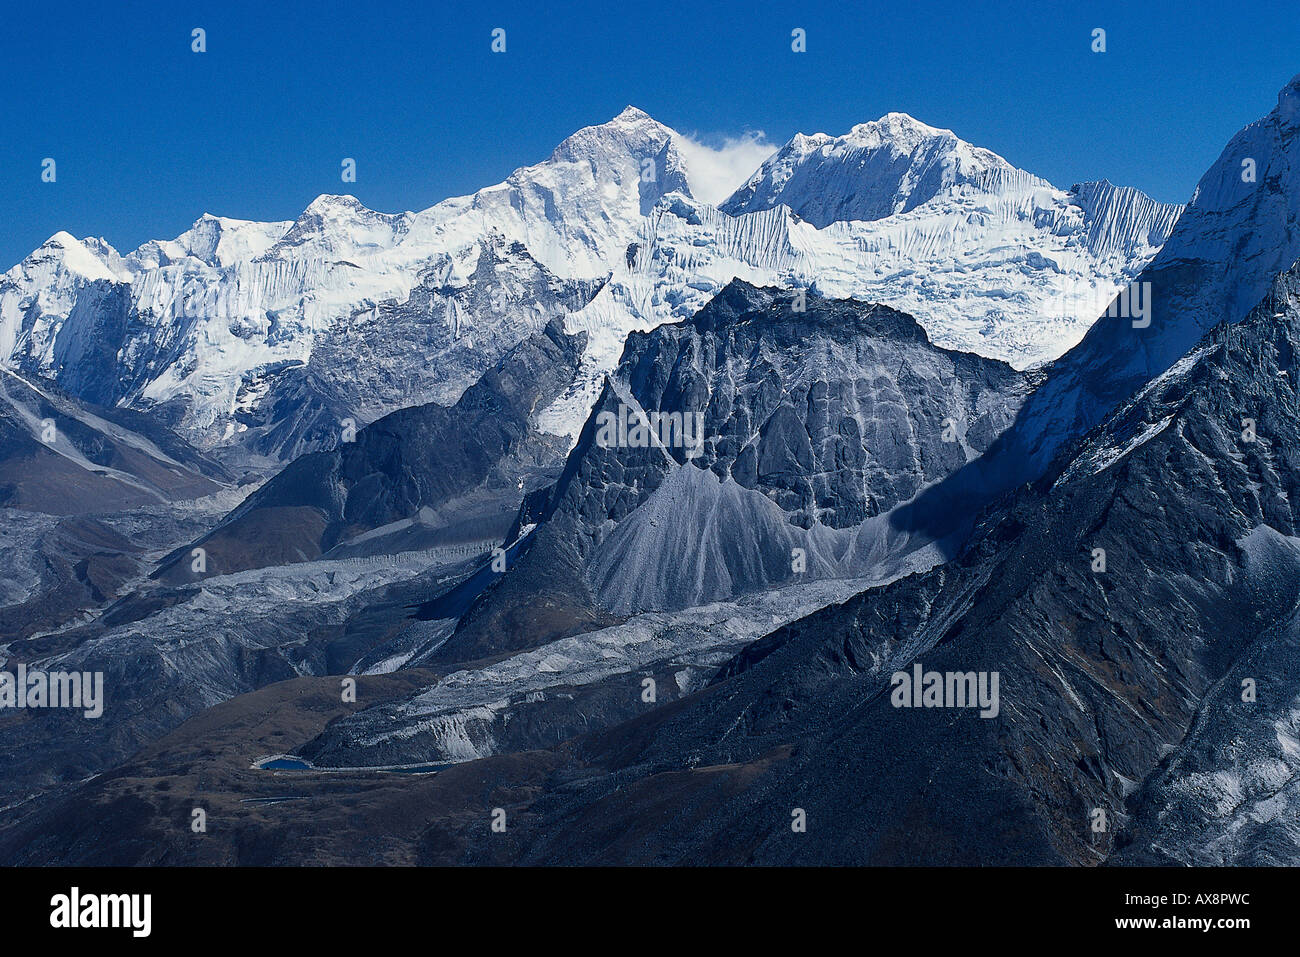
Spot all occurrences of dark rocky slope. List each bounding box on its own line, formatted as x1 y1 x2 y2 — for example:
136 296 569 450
499 261 1300 864
153 320 587 581
436 280 1027 665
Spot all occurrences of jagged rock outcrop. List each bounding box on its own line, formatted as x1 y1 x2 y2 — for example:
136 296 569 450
430 280 1027 666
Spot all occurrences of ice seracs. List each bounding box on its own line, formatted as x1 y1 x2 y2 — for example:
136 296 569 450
538 117 1181 442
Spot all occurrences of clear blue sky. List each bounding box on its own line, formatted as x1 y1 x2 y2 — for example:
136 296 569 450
1 0 1297 268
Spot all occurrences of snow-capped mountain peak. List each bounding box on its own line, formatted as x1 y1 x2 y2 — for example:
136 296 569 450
961 74 1300 499
840 111 987 157
31 232 126 282
415 105 693 276
1 105 1181 463
720 112 1024 227
160 213 294 268
547 105 682 163
0 107 700 453
264 194 414 260
1092 71 1300 381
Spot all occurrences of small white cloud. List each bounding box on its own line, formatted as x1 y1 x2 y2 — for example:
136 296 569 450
676 130 778 205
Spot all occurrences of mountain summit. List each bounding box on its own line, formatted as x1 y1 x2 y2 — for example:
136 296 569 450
721 112 1026 227
0 106 1177 466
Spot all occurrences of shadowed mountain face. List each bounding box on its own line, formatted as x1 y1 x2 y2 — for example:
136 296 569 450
280 283 1028 772
433 280 1027 665
0 322 588 807
11 263 1300 864
151 320 587 582
0 367 228 514
890 76 1300 554
615 280 1026 525
2 268 1296 864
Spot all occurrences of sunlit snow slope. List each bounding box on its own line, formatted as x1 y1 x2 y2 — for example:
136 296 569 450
0 108 1180 460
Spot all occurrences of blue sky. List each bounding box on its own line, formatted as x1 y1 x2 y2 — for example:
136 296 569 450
1 0 1297 268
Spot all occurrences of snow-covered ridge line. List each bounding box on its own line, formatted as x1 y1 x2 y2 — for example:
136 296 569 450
540 173 1181 442
1 105 1181 460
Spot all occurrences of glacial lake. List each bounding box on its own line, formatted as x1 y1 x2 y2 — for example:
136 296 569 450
256 756 448 774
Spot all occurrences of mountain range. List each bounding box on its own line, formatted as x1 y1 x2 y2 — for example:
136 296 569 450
0 107 1179 467
2 76 1298 867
